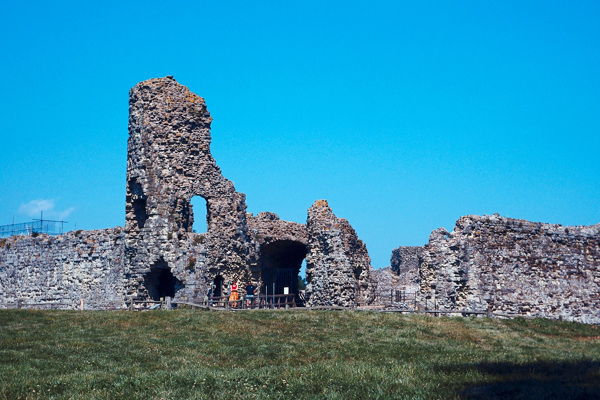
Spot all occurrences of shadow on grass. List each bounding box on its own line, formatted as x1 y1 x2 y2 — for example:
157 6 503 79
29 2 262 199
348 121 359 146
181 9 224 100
453 360 600 400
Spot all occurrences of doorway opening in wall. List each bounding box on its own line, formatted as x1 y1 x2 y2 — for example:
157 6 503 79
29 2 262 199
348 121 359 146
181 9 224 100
212 275 224 297
299 259 307 291
190 196 208 233
143 259 184 301
258 240 308 303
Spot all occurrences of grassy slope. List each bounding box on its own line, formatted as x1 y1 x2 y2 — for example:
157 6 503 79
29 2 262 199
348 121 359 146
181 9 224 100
0 310 599 400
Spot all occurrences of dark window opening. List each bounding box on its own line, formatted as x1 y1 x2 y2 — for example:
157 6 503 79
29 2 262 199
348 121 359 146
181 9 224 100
128 179 148 229
259 240 307 296
133 197 148 229
143 259 184 300
190 196 208 233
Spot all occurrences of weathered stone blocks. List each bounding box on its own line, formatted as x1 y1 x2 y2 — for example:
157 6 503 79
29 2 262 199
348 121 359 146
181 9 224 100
0 229 126 309
305 200 374 307
0 76 375 309
390 214 600 323
390 246 421 292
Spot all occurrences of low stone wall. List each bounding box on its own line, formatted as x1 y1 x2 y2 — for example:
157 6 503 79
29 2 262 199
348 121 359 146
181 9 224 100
0 228 126 309
418 215 600 323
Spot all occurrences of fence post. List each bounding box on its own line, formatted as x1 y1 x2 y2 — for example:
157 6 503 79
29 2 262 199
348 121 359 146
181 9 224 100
166 296 172 310
17 299 22 309
80 298 84 311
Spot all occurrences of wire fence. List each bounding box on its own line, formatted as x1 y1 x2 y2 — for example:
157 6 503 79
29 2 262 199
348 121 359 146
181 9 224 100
0 219 68 237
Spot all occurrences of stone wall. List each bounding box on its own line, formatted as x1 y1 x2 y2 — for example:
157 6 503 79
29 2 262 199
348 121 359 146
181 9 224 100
0 228 126 309
0 76 374 308
125 76 251 300
8 72 598 319
122 76 373 304
6 76 596 319
390 246 421 292
305 200 374 307
418 215 600 323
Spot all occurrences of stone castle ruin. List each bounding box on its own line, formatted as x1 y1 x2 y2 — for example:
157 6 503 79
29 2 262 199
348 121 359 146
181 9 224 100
0 77 373 308
0 76 598 323
392 215 600 323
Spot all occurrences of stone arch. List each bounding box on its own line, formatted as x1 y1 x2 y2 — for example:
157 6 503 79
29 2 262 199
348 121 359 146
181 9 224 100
258 240 308 295
143 258 184 300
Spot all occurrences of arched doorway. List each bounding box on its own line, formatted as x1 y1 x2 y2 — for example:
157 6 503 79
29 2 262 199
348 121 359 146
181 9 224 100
259 240 307 296
143 259 184 300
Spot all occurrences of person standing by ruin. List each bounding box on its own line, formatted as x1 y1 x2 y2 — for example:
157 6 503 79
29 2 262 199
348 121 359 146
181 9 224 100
245 281 256 308
229 280 239 308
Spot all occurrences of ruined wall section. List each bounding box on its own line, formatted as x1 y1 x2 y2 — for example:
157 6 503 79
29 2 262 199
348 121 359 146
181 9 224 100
419 215 600 323
338 217 374 304
246 212 308 279
125 77 252 299
370 267 402 298
390 246 422 291
0 229 126 309
247 212 308 248
305 200 374 307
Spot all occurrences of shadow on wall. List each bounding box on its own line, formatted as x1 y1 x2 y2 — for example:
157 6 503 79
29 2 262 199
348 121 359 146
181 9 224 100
452 360 600 400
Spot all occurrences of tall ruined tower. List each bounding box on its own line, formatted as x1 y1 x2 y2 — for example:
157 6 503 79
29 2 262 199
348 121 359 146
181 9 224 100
123 76 373 305
124 76 251 300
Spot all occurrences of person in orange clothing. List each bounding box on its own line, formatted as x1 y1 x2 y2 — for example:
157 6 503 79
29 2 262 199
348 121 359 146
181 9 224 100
229 280 239 308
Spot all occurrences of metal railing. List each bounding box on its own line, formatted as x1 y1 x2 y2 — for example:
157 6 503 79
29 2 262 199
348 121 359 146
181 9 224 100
125 293 298 311
0 218 68 237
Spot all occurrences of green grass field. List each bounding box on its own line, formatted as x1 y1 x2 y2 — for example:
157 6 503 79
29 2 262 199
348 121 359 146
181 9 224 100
1 309 599 399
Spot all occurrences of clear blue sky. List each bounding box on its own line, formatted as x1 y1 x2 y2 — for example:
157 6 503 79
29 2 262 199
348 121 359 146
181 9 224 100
1 1 598 268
